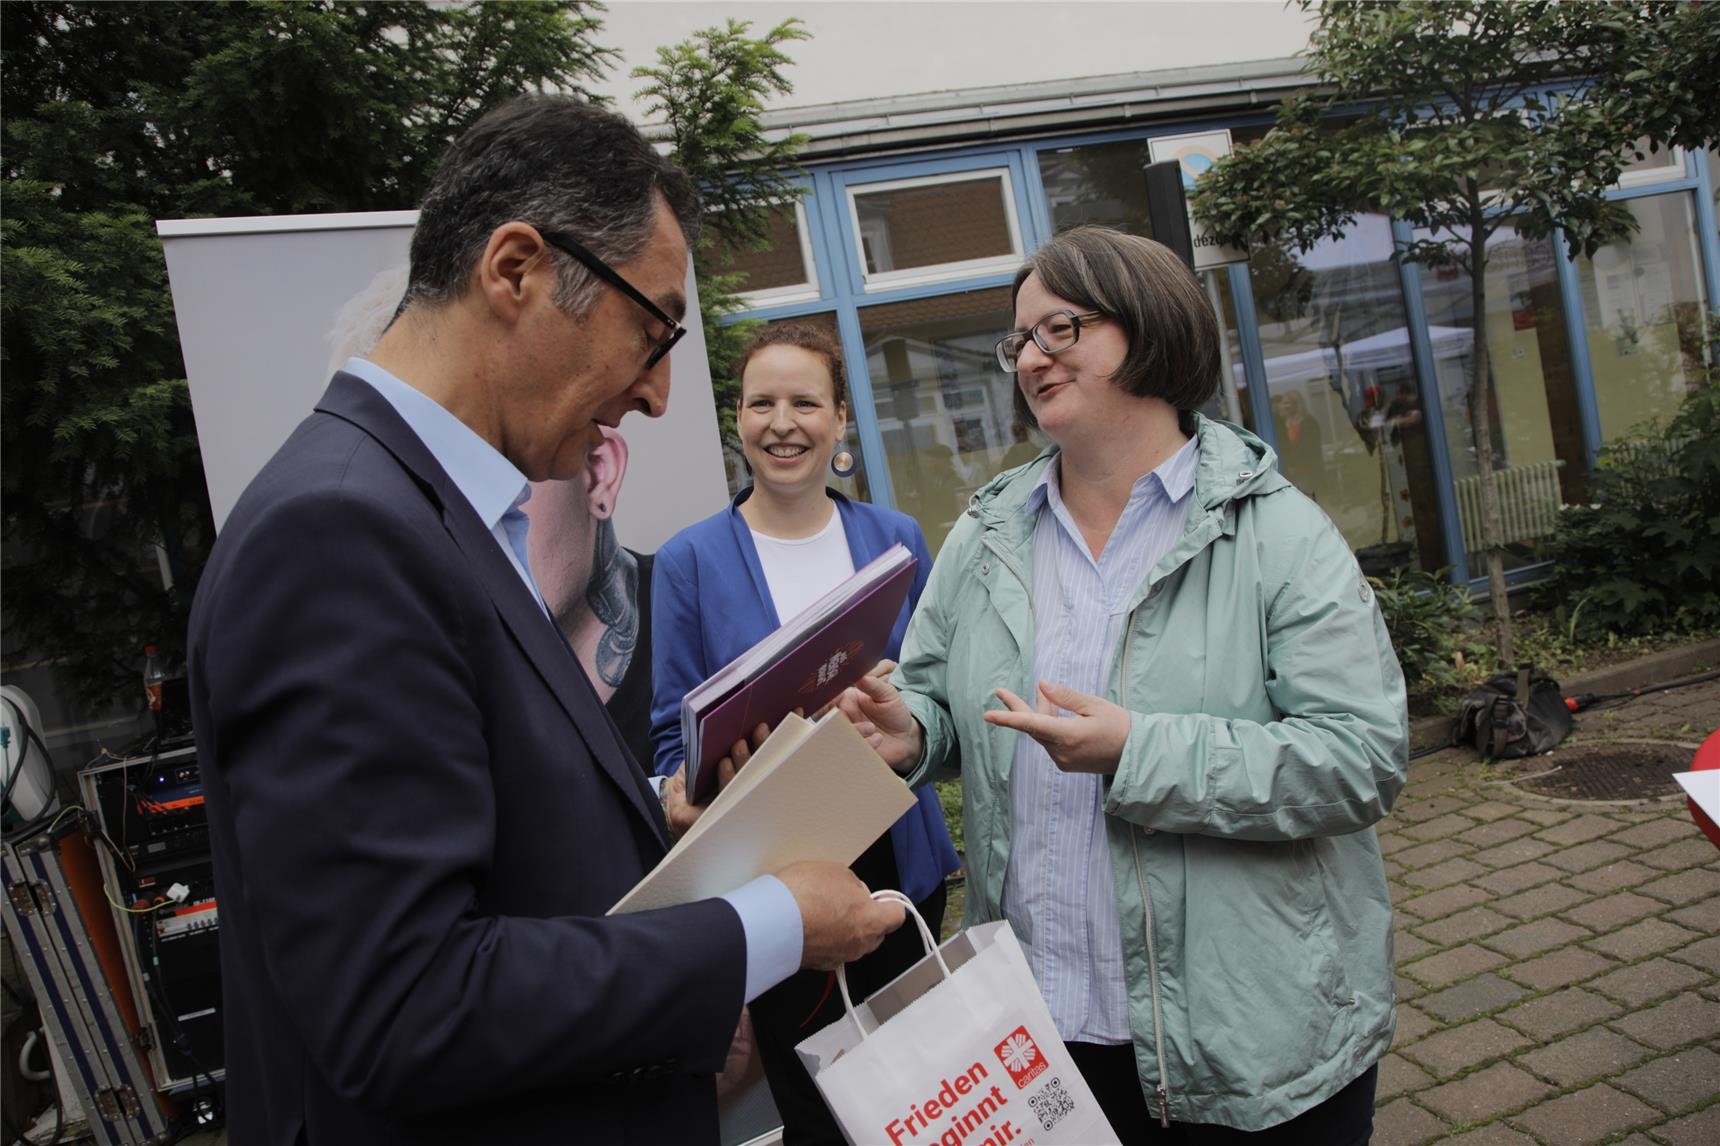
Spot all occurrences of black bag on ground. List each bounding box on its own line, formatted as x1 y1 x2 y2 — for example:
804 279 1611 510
1453 665 1573 759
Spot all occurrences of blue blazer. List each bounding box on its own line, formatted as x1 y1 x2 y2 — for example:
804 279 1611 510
651 489 960 904
190 375 743 1145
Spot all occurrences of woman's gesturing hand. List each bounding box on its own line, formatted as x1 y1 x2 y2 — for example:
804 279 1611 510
837 672 923 772
984 679 1129 774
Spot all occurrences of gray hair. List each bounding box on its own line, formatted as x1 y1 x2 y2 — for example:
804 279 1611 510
404 96 700 317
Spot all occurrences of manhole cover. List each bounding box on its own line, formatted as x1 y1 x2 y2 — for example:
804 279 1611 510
1512 740 1695 801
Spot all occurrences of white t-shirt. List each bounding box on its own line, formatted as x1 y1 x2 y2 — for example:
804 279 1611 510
750 509 855 623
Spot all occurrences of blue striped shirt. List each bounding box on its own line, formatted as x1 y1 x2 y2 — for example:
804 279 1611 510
1002 436 1198 1044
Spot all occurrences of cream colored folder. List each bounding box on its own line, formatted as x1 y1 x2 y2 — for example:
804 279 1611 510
610 710 915 914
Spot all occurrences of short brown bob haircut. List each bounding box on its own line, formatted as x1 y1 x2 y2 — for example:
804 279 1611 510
1009 226 1219 430
736 321 848 409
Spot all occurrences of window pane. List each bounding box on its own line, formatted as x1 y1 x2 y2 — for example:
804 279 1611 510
1039 138 1154 237
1416 221 1584 571
1247 214 1446 576
706 203 810 294
858 287 1021 552
1578 192 1709 445
853 176 1015 276
1619 135 1681 179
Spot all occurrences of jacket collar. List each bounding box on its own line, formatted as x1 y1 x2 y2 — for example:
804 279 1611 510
315 374 670 849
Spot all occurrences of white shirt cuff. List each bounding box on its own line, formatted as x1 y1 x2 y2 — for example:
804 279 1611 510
721 875 804 1003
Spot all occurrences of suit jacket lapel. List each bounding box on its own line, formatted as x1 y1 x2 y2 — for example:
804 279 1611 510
316 375 670 850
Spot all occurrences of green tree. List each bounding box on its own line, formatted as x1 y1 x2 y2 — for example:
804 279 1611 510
1193 0 1720 663
632 17 811 455
1 1 616 707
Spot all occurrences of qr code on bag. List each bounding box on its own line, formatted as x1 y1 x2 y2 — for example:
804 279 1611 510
1028 1076 1076 1132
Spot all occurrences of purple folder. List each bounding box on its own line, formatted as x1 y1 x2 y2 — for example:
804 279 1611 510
683 545 917 805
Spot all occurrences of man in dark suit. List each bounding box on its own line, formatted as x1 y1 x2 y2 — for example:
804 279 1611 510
189 96 903 1145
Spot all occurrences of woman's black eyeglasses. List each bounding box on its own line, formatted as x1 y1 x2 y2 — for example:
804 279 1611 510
995 310 1105 373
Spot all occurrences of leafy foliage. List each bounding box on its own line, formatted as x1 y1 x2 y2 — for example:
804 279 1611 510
1 1 615 705
1536 340 1720 639
1371 567 1483 697
633 18 811 452
1191 0 1720 664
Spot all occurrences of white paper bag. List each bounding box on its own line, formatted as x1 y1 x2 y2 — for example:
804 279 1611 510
797 891 1120 1146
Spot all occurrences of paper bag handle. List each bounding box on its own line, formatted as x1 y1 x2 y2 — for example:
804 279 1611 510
836 889 952 1041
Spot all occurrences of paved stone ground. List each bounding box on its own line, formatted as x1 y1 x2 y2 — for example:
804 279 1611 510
1374 675 1720 1146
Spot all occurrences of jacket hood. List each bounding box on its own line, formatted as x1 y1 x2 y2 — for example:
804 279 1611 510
967 415 1287 529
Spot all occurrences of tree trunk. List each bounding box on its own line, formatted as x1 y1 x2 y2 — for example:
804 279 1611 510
1466 216 1514 665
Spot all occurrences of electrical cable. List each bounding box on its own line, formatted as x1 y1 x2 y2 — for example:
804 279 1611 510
1 694 50 815
142 923 222 1121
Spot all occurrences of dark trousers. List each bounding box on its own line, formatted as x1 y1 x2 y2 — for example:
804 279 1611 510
1068 1042 1377 1146
749 832 948 1146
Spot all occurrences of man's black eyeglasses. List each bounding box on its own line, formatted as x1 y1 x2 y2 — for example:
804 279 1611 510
540 231 686 369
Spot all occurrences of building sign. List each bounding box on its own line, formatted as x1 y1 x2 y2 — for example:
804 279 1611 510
1148 130 1249 271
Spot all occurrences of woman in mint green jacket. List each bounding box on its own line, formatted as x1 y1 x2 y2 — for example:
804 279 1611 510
842 227 1408 1142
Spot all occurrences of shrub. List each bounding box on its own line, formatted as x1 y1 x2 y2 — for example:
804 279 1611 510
1537 344 1720 639
1371 566 1483 700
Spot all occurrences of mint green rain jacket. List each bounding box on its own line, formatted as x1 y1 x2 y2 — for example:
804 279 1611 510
895 415 1409 1131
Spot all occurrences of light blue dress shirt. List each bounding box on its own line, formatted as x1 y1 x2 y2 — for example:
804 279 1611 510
1001 435 1198 1044
345 357 802 1002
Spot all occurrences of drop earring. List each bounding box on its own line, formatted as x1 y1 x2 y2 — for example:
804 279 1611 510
830 450 856 478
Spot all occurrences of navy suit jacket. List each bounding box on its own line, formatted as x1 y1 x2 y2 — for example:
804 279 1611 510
189 374 746 1144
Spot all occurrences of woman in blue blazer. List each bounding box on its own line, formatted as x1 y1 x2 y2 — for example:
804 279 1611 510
652 323 959 1145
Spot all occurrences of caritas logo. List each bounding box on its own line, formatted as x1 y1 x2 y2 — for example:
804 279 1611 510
994 1026 1047 1089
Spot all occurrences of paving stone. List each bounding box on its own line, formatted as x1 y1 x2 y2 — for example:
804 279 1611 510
1403 856 1490 890
1612 1046 1720 1114
1466 800 1525 823
1537 813 1628 846
1382 858 1406 879
1586 957 1711 1007
1395 838 1472 869
1650 1104 1720 1146
1391 1004 1436 1049
1394 930 1437 963
1456 817 1539 848
1400 812 1480 841
1417 973 1531 1023
1395 794 1473 822
1608 818 1704 849
1435 1128 1538 1146
1377 830 1413 856
1403 944 1508 988
1638 837 1720 870
1585 918 1703 962
1510 1083 1659 1146
1493 882 1590 920
1516 807 1575 826
1666 934 1720 975
1495 986 1622 1040
1395 973 1426 1002
1417 1061 1553 1123
1375 1052 1435 1100
1370 1097 1448 1146
1473 861 1564 896
1610 991 1720 1051
1471 837 1559 868
1636 868 1720 905
1398 883 1492 921
1484 916 1593 959
1502 946 1617 991
1561 891 1667 930
1666 894 1720 935
1567 859 1659 894
1398 1018 1531 1077
1544 840 1636 873
1515 1025 1654 1087
1411 906 1516 947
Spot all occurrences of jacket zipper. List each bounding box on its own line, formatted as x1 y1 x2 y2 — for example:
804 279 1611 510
1121 615 1173 1128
